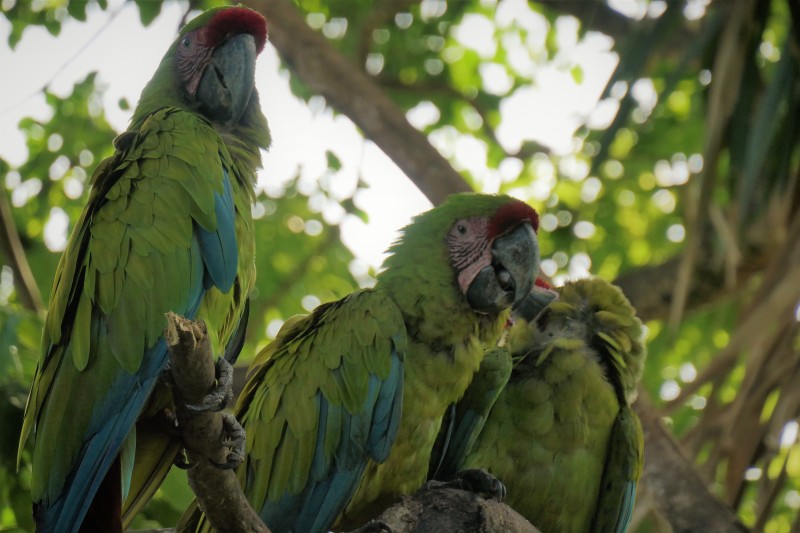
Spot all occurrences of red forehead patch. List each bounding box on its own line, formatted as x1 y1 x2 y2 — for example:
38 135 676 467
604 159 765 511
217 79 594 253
204 7 268 54
488 199 540 238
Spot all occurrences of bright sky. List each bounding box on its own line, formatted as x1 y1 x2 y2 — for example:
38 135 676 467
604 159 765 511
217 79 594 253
0 0 618 273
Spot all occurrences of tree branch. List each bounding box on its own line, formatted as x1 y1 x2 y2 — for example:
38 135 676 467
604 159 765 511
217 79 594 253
243 0 473 204
614 243 768 323
538 0 708 53
0 188 44 314
538 0 638 39
164 313 268 533
634 392 748 532
360 486 540 533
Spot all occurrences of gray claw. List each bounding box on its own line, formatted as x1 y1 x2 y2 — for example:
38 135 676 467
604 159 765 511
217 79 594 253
210 412 246 470
425 468 506 502
185 358 234 413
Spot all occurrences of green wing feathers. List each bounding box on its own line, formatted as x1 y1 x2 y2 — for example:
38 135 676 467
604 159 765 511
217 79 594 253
180 289 407 533
592 405 644 533
430 345 512 480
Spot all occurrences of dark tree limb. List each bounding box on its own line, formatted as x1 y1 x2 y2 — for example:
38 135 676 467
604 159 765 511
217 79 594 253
614 244 768 323
634 392 748 532
243 0 472 205
0 188 44 313
357 486 540 533
164 313 269 533
539 0 711 56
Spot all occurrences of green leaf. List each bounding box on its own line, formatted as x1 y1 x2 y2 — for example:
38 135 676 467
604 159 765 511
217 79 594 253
67 0 89 22
134 0 164 27
325 150 342 171
570 64 584 84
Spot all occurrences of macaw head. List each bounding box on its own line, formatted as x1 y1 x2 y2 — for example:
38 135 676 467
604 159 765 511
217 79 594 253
380 193 541 318
132 6 269 134
527 278 646 403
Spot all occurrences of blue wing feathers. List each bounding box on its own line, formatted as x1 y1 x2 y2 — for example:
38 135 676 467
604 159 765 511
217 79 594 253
258 346 404 533
616 481 637 533
196 166 238 294
368 349 403 461
38 236 209 532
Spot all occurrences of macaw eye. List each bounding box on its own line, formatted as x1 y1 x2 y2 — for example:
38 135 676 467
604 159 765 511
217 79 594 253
182 37 191 47
457 224 467 235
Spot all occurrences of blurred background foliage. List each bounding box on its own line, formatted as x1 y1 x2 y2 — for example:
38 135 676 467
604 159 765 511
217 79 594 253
1 0 799 531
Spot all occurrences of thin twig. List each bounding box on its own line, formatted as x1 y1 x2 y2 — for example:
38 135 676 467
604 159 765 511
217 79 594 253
0 188 44 313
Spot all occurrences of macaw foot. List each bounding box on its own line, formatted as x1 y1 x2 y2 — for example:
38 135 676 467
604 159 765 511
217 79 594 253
184 357 235 413
348 519 393 533
425 468 506 501
209 411 246 470
167 412 244 470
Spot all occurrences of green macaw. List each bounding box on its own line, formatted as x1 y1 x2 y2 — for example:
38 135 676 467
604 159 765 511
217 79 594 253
179 193 541 533
429 277 557 481
436 278 646 533
17 6 270 532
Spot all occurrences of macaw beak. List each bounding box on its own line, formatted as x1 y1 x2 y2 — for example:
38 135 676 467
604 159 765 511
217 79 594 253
512 283 559 322
466 223 539 314
196 33 257 125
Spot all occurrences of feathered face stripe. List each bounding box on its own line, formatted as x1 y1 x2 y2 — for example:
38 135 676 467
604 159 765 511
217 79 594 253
203 7 268 54
488 199 539 239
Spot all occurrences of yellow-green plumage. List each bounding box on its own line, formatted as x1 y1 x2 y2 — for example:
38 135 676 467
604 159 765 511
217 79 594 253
180 193 541 533
455 278 646 533
429 345 513 480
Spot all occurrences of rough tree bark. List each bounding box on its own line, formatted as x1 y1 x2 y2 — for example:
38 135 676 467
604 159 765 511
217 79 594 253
164 313 268 533
238 1 749 531
362 485 540 533
635 393 748 532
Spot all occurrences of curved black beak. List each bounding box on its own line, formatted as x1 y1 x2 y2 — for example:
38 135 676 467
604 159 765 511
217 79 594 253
466 223 539 314
196 33 257 125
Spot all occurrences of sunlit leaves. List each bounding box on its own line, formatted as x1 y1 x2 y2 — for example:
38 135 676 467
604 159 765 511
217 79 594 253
133 0 163 26
2 0 67 48
10 72 115 301
0 304 41 529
